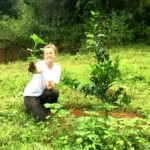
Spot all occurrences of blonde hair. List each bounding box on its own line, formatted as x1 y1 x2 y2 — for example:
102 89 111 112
44 44 58 54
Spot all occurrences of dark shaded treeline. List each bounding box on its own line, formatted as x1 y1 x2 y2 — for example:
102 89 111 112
0 0 149 55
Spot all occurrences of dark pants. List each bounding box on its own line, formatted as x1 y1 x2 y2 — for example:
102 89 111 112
24 88 59 121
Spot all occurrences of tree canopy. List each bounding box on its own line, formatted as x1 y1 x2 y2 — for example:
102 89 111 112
0 0 149 53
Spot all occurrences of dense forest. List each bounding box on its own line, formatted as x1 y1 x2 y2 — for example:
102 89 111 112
0 0 150 54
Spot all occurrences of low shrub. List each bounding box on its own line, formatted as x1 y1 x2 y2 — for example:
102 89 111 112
55 116 150 150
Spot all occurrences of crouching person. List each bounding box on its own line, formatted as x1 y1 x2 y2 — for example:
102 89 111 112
23 44 61 121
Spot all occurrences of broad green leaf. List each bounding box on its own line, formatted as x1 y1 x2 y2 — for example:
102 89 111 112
30 34 46 45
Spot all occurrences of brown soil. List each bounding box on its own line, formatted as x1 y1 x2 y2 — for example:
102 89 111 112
70 109 88 117
110 112 138 118
0 50 6 63
70 109 139 118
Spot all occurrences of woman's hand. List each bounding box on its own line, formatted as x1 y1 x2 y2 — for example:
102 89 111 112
28 61 42 74
47 80 55 90
28 61 36 73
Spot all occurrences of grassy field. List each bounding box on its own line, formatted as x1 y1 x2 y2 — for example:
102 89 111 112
0 44 150 149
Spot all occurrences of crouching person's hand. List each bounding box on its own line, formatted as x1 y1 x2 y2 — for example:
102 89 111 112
28 61 42 73
28 61 36 73
47 80 55 90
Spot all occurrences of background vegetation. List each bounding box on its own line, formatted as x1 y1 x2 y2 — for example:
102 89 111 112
0 0 150 56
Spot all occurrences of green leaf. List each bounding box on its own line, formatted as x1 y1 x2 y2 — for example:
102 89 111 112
76 137 83 144
30 34 46 45
44 103 62 109
27 56 37 61
58 109 69 117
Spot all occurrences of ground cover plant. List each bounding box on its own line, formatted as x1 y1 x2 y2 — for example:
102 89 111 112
0 44 150 149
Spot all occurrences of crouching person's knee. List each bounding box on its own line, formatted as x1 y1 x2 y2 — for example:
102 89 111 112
52 88 59 98
50 88 59 103
24 96 47 121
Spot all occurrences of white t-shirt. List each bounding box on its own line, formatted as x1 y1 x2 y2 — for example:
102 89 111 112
23 61 61 97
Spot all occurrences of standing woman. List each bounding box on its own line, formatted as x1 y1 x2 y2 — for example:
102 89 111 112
23 44 61 121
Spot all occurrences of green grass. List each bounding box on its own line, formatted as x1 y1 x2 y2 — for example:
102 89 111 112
0 44 150 149
110 44 150 114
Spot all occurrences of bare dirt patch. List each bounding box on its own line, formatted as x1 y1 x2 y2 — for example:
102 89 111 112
70 109 139 118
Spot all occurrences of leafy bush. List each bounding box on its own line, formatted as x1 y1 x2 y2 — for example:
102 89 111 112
56 24 85 53
83 11 133 50
132 24 150 44
82 48 131 106
82 11 131 106
55 117 150 150
0 4 35 52
103 11 133 45
61 70 80 90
